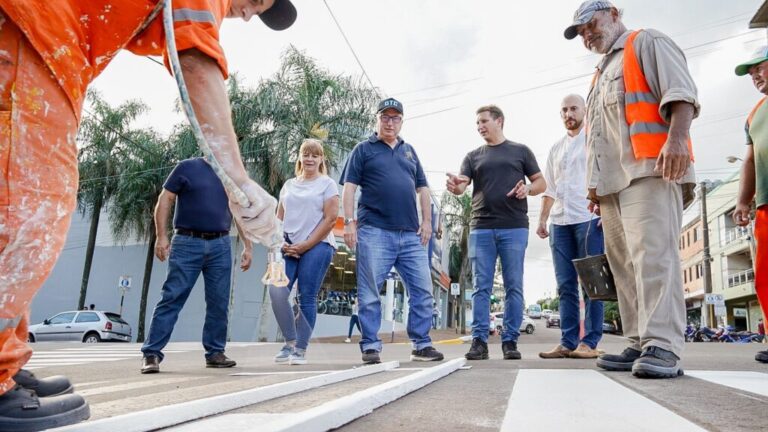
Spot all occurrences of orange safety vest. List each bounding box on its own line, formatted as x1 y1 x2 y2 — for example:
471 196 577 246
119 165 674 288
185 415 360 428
747 97 767 129
624 30 694 161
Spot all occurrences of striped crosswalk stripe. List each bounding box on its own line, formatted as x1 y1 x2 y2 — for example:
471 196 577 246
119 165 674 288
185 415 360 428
26 346 189 370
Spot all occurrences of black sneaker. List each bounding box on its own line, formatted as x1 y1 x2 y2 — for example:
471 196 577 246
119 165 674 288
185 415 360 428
206 353 236 368
362 349 381 364
756 350 768 363
502 341 521 360
596 347 642 371
0 385 90 432
465 338 489 360
411 346 444 362
632 346 683 379
12 370 72 397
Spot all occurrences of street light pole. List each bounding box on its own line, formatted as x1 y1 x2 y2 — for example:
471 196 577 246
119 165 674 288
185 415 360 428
700 181 714 327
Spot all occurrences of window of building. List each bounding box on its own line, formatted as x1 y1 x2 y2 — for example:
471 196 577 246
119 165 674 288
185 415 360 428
693 227 699 243
684 270 688 283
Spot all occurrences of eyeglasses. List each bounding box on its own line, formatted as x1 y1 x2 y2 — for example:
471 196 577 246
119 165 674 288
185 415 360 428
379 115 403 124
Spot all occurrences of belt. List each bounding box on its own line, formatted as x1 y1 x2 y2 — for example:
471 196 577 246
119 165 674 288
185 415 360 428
174 229 229 240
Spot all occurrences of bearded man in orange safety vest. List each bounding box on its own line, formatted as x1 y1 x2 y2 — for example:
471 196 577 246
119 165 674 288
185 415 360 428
564 0 699 379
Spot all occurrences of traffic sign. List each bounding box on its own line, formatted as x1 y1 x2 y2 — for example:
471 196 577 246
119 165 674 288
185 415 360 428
119 275 132 291
705 294 724 305
450 283 460 296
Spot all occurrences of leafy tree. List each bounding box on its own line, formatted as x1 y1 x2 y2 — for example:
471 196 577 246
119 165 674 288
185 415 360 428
443 191 473 334
76 92 148 310
231 46 378 196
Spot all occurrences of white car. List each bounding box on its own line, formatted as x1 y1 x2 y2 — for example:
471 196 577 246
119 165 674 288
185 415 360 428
28 310 132 343
542 309 553 320
491 312 536 335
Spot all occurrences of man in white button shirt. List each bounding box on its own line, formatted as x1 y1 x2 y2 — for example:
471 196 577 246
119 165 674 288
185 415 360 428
537 94 605 359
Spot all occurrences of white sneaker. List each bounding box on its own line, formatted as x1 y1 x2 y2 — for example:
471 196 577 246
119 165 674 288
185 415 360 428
274 345 293 363
288 350 307 365
344 338 351 343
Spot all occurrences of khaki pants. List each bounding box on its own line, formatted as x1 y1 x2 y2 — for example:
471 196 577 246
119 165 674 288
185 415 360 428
600 177 687 356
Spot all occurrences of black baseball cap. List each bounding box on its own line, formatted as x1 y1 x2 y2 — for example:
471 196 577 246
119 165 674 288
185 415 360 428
377 98 403 115
259 0 297 31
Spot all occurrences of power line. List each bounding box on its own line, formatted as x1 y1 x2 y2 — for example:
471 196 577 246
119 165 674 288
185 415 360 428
322 0 378 96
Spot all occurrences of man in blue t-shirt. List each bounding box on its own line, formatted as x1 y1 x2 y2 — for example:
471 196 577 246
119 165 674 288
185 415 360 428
340 98 444 364
140 158 252 374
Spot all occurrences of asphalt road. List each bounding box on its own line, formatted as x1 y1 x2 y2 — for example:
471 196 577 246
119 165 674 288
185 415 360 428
26 323 768 432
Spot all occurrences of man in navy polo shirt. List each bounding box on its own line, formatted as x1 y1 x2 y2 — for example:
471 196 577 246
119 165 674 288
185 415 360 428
341 98 444 364
140 158 252 374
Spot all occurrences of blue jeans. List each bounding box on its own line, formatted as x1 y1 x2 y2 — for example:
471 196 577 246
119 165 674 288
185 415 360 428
356 225 434 352
269 241 334 350
348 314 361 338
469 228 528 343
550 219 605 349
142 234 231 361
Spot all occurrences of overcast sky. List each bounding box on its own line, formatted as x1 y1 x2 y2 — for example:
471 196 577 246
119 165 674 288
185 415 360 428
91 0 766 305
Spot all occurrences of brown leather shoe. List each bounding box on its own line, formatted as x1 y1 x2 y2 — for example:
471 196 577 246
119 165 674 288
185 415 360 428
206 353 236 368
539 344 572 359
141 355 160 374
569 343 601 359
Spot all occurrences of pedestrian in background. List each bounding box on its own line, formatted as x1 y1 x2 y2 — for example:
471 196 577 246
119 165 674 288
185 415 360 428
446 104 546 361
733 46 768 362
341 98 444 364
141 158 253 374
564 0 699 378
537 94 605 359
345 300 361 343
270 139 338 365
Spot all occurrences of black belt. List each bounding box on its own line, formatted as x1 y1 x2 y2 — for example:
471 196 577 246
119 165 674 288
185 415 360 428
174 229 229 240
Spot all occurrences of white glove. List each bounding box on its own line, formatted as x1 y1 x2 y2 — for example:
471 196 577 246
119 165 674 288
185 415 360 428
229 179 278 247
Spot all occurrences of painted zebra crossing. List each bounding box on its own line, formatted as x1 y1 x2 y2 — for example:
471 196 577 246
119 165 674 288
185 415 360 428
26 346 188 370
49 366 768 432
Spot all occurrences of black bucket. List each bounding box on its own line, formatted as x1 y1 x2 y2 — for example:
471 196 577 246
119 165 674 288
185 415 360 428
572 254 617 301
571 214 618 301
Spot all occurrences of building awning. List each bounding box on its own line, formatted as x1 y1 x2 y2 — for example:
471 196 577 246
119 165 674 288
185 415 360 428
750 1 768 28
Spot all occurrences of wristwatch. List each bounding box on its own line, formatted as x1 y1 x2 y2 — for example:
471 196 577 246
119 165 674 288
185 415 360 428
344 218 355 226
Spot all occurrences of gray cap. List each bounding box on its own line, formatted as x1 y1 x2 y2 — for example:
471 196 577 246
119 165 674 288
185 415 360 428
564 0 615 40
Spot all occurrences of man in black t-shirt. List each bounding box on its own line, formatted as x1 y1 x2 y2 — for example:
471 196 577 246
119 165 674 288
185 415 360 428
140 158 253 374
446 105 545 361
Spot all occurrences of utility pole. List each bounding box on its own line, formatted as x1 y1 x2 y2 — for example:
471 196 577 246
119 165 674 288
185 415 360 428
700 181 713 327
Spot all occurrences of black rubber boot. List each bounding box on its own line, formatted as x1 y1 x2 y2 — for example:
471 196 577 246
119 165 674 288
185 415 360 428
0 385 89 432
12 370 73 397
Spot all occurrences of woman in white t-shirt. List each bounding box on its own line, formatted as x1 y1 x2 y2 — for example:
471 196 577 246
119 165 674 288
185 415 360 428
270 139 338 365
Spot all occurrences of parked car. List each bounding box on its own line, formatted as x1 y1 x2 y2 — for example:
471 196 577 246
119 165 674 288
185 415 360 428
519 315 536 335
542 309 553 320
489 312 535 335
526 304 542 319
546 314 561 328
28 310 132 343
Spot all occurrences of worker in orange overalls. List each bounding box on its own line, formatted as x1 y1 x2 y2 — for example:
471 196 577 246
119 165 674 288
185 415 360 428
0 1 296 429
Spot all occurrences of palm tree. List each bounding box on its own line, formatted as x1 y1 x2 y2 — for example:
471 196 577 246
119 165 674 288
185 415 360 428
442 191 473 334
107 129 185 342
76 92 148 310
230 46 379 196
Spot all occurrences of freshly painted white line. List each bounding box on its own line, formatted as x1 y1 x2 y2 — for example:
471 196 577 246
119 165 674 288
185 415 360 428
230 371 336 376
687 370 768 397
78 377 205 396
500 369 706 432
170 414 286 431
30 353 142 358
50 361 399 432
71 381 112 389
260 357 466 432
